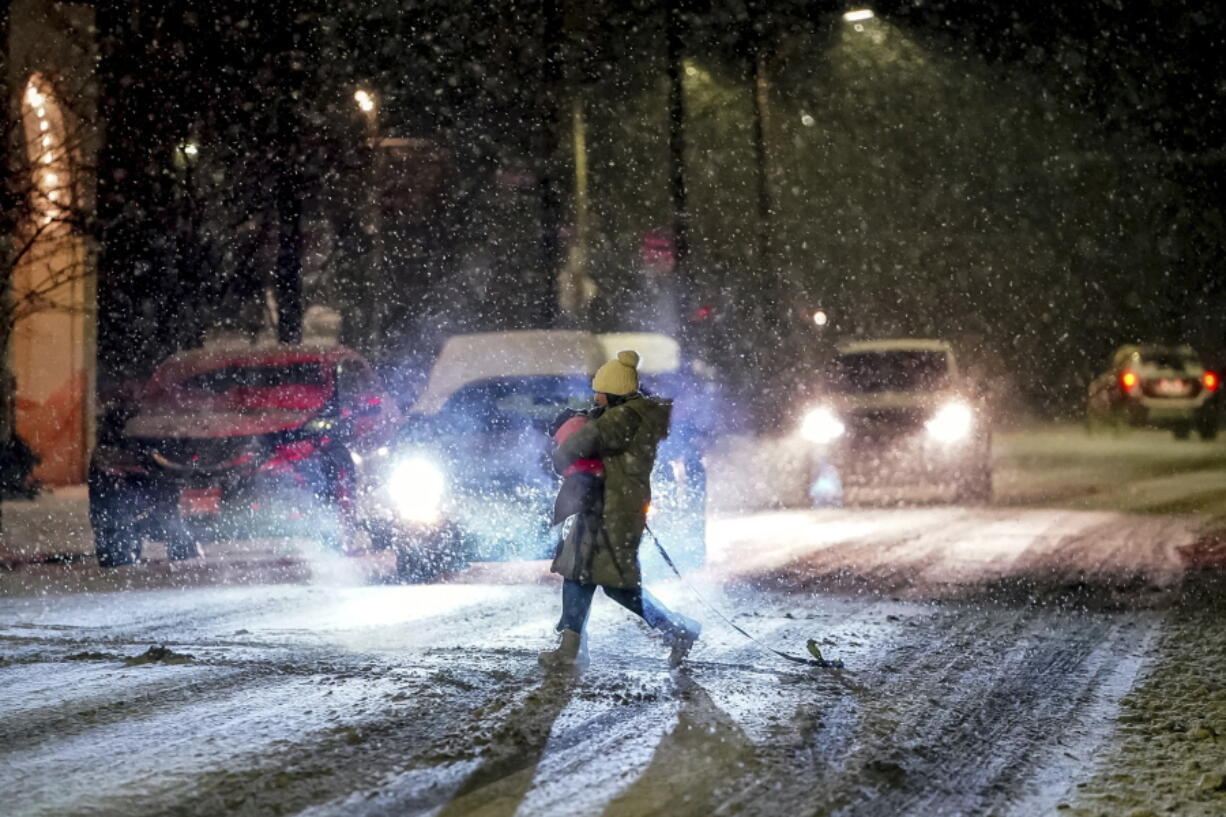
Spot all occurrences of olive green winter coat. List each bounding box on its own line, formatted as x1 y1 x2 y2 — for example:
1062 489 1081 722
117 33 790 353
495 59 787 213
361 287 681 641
550 395 671 589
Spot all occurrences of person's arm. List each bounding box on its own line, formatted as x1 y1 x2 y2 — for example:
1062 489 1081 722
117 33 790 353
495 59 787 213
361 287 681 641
552 404 640 470
553 418 600 472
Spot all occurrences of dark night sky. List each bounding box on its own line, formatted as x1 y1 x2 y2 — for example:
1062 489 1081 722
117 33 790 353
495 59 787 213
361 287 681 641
878 0 1226 154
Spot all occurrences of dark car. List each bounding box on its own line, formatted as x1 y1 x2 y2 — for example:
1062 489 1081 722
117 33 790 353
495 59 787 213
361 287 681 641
1087 344 1219 439
89 344 399 567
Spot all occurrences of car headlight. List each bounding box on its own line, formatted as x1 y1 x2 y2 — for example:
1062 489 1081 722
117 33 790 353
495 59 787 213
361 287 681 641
800 406 846 444
387 456 446 524
926 401 974 443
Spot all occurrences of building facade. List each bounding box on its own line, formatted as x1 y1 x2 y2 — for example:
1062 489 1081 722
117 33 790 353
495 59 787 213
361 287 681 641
5 0 97 485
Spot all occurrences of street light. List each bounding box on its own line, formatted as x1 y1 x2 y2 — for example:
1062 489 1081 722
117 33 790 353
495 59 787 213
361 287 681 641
354 88 376 114
843 9 875 22
813 309 829 327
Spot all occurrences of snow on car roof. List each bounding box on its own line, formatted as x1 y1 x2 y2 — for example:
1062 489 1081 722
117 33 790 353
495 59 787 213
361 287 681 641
596 332 681 375
837 338 954 355
412 330 606 415
150 343 359 385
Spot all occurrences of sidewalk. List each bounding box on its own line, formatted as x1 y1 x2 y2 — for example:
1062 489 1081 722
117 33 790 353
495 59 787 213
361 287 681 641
0 485 92 564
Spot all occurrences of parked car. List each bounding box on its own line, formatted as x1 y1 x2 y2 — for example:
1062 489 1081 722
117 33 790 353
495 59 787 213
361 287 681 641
799 338 992 503
1087 344 1219 439
89 344 400 567
379 330 710 580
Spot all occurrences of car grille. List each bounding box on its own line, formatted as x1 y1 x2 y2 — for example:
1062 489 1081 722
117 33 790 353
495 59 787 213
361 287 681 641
142 436 263 472
845 407 928 437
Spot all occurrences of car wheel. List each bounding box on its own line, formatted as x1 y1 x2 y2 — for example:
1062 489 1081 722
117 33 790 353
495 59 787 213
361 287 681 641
394 545 434 582
365 519 397 551
94 519 141 568
1197 417 1218 441
316 454 361 553
165 520 203 561
316 503 359 554
89 468 143 568
1174 423 1193 440
393 539 464 583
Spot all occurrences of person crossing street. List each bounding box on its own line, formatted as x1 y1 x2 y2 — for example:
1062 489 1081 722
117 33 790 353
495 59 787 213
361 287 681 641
539 349 701 671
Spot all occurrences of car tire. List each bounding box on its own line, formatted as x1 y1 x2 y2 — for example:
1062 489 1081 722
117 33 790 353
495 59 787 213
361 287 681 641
165 521 203 561
89 468 143 568
315 453 361 554
1174 423 1193 440
1197 417 1218 441
394 545 434 583
393 542 462 583
389 523 467 583
94 520 141 568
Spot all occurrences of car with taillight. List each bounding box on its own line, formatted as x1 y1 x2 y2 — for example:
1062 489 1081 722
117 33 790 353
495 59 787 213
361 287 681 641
88 344 400 567
798 339 991 503
380 330 712 580
1086 344 1219 439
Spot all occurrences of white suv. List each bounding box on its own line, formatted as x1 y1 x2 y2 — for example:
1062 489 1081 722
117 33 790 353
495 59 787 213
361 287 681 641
377 330 710 579
799 339 991 503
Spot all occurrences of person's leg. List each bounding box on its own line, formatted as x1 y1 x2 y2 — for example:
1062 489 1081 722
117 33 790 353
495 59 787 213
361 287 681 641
601 586 675 630
542 580 596 670
558 580 597 633
602 585 701 667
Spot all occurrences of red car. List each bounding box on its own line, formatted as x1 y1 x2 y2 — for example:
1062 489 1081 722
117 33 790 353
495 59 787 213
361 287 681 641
89 344 400 567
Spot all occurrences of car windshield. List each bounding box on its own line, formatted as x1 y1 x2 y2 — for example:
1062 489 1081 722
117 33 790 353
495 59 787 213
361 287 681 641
153 361 331 411
829 351 950 394
441 376 593 432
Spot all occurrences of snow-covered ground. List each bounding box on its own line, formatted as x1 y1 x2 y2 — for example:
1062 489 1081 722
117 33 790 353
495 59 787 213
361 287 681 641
2 425 1226 816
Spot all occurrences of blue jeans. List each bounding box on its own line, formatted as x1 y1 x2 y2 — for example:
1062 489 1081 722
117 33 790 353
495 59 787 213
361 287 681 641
558 579 679 634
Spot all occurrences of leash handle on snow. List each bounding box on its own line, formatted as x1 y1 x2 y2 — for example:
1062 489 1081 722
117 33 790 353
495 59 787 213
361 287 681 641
645 526 845 670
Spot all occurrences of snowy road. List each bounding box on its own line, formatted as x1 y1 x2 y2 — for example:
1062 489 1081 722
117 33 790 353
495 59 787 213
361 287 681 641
3 427 1226 816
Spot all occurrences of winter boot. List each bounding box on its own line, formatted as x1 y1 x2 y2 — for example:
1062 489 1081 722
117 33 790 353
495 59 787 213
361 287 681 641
538 629 589 672
662 615 702 668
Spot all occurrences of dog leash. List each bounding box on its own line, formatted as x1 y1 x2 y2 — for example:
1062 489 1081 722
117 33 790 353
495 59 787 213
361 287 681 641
645 525 845 670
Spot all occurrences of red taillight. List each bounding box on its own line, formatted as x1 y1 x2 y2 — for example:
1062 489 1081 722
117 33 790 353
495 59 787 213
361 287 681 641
259 438 319 473
1204 372 1219 392
1120 371 1140 392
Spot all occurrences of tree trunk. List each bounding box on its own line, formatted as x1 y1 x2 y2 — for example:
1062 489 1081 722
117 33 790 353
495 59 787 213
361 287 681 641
271 3 304 345
534 0 564 328
1 0 11 541
664 0 691 290
274 167 304 345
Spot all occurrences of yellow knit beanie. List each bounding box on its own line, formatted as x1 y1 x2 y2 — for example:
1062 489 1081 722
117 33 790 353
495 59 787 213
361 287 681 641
591 350 640 396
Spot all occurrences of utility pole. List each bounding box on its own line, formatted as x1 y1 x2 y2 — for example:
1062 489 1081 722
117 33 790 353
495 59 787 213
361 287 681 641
664 0 691 291
751 50 773 297
571 98 590 285
535 0 564 328
748 0 778 325
271 4 304 345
